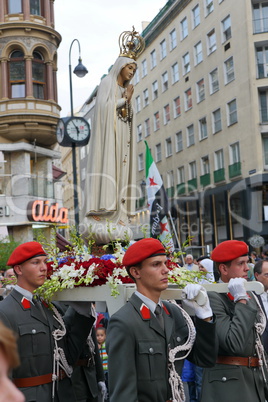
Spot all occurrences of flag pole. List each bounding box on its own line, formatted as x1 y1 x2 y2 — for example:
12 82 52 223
168 210 185 266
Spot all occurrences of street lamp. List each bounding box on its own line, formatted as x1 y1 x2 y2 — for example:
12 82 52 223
69 39 88 231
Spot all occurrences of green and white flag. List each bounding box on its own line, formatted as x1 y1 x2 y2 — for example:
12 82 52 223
145 141 174 251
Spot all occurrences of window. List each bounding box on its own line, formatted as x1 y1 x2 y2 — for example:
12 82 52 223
263 136 268 166
133 68 140 85
170 29 177 50
138 153 144 171
192 4 200 28
133 68 139 85
9 50 25 98
173 96 181 118
224 57 235 84
160 39 167 60
30 0 41 15
155 143 162 162
135 95 141 112
181 17 188 40
175 131 183 152
222 15 231 42
256 46 268 78
153 111 160 131
196 78 205 102
212 108 222 133
171 62 179 84
194 41 203 65
201 156 210 174
187 124 195 146
182 52 190 75
166 138 172 157
227 99 238 125
199 117 208 140
209 68 219 94
167 170 174 188
207 29 216 54
177 166 185 184
253 2 268 34
141 59 147 78
143 88 149 107
260 90 268 122
8 0 22 13
150 50 157 69
137 124 142 142
163 104 170 125
215 149 224 170
189 161 197 179
144 118 150 137
162 71 168 92
152 80 158 100
32 51 45 99
205 0 214 16
185 88 192 110
230 142 240 164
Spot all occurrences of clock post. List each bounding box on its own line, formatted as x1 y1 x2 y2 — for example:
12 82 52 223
56 39 89 232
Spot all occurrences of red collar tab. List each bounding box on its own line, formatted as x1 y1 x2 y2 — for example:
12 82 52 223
21 297 31 309
227 292 250 301
42 300 48 308
140 303 151 319
162 304 170 316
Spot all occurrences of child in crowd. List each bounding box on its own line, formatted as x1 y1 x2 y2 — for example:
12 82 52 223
97 327 109 401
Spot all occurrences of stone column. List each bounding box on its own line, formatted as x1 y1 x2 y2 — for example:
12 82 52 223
25 57 33 98
23 0 30 20
44 0 51 26
0 58 9 99
46 62 54 101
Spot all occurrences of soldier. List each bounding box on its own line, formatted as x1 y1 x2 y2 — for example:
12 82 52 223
106 238 217 402
0 241 95 402
202 240 268 402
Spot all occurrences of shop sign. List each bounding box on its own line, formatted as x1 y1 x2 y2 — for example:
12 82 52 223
27 200 68 224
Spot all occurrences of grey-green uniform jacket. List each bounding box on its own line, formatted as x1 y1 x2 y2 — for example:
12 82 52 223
106 293 217 402
201 291 267 402
0 289 95 402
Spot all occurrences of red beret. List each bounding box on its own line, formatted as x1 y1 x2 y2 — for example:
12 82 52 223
211 240 249 263
123 238 166 267
7 241 47 266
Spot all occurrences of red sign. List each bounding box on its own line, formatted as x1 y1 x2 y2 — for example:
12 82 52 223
27 200 68 224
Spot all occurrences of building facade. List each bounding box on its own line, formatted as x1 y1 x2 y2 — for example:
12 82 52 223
0 0 65 242
130 0 268 252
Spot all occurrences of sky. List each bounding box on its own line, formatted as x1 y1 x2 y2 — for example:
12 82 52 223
54 0 167 117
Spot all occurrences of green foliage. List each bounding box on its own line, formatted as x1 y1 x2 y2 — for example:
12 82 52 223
0 237 20 272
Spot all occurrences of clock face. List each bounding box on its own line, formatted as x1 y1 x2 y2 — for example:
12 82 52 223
66 118 90 142
56 119 65 143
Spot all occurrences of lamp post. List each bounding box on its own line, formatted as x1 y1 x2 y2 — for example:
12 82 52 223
68 39 88 231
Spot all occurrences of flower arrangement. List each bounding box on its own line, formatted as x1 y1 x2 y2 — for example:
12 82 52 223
36 228 205 302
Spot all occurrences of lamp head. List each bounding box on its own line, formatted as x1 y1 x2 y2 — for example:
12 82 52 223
73 57 88 78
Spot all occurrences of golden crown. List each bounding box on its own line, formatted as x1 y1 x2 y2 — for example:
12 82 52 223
118 26 145 61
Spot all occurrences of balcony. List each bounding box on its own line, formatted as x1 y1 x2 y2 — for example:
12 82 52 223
0 174 54 198
200 173 211 188
166 186 175 198
177 183 185 195
229 162 241 179
188 178 197 192
213 168 225 183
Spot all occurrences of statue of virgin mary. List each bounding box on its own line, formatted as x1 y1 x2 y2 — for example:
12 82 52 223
82 28 145 244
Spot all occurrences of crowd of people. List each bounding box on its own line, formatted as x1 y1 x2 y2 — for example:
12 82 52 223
0 238 268 402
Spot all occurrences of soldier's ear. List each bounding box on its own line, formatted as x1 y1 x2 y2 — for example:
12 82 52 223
129 266 141 279
13 265 22 276
218 263 228 277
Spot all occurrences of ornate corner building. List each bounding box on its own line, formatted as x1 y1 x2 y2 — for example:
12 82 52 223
0 0 64 242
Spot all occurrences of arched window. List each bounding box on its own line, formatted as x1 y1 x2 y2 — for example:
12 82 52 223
32 51 46 99
8 0 22 13
9 50 25 98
